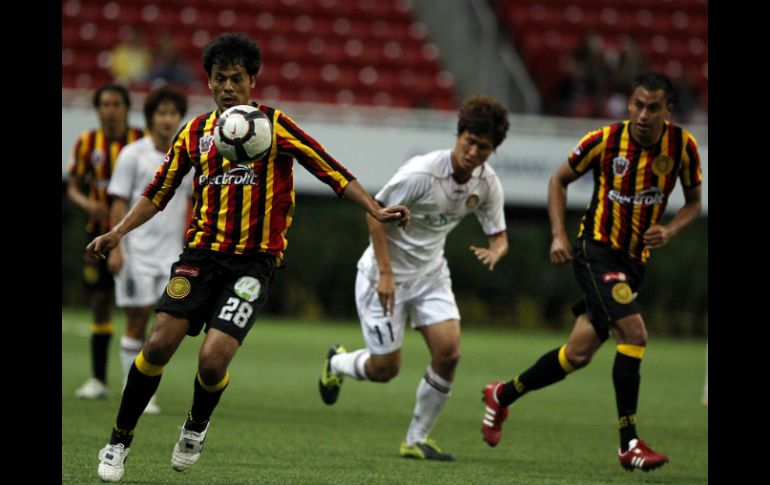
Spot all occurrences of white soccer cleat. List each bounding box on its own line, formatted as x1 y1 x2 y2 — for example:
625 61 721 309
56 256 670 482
97 443 129 482
171 421 209 472
143 395 161 415
75 378 109 399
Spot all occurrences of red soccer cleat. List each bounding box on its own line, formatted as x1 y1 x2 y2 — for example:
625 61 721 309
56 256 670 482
618 439 669 472
481 382 509 447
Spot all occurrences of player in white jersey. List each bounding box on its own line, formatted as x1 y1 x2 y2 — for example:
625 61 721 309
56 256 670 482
107 86 191 414
319 95 511 460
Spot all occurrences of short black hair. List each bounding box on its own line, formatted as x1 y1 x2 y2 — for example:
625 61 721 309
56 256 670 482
92 84 130 109
143 86 188 130
202 33 262 76
457 95 510 148
632 72 675 105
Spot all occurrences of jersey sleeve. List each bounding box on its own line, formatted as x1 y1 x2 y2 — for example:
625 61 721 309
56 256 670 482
680 131 703 188
273 110 355 196
568 127 605 175
374 169 432 207
107 143 136 200
143 125 193 210
474 175 507 235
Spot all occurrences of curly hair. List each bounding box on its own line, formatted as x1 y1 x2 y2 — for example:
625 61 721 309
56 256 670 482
456 95 510 148
202 33 262 76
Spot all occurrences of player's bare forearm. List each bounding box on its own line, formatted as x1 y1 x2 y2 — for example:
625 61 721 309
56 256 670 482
67 176 109 220
644 185 701 249
367 213 393 276
470 231 508 271
343 180 410 228
86 196 159 258
66 176 89 210
547 164 578 239
113 196 160 236
665 185 702 237
367 213 396 314
110 197 129 234
548 163 579 263
106 197 129 271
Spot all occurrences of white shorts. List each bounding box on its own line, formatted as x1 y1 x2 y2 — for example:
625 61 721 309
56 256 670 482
355 260 460 355
114 263 169 308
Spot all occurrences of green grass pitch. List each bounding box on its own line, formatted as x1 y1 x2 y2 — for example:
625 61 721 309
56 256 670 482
62 308 707 484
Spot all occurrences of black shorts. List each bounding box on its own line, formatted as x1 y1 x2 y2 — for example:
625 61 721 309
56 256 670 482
83 229 114 291
156 248 277 345
570 238 646 341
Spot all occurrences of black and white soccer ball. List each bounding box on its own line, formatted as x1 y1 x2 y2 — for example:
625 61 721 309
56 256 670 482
214 105 272 162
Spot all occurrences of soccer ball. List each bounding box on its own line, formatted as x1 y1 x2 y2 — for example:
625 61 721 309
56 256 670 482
213 105 272 162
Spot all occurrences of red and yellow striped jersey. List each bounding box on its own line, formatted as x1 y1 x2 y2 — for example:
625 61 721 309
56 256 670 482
143 105 355 260
569 120 702 263
67 127 146 233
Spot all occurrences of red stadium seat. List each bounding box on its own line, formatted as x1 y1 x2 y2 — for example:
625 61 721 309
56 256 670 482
495 0 707 117
63 0 458 108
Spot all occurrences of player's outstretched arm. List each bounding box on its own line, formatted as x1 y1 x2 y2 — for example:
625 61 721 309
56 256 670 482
342 179 410 229
86 196 160 259
470 231 509 271
643 185 701 249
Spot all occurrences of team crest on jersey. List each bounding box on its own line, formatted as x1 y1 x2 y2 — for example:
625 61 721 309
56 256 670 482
466 194 480 208
166 276 191 299
611 282 634 304
199 135 215 154
612 156 630 177
90 151 106 167
652 155 674 177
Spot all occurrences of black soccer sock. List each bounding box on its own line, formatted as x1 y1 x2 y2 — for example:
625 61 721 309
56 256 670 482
499 346 576 407
187 371 230 432
110 351 164 447
91 322 113 383
613 345 644 451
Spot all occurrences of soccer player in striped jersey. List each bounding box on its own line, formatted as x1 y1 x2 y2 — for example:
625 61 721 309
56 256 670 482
87 33 409 483
67 84 145 401
481 72 702 472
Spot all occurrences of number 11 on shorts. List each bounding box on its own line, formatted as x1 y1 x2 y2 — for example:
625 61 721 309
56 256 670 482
374 322 394 345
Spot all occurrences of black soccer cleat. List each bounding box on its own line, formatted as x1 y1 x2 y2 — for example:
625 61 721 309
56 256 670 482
318 344 346 405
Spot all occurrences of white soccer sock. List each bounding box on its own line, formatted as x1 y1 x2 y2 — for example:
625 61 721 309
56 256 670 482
119 335 144 381
330 349 370 380
405 365 453 445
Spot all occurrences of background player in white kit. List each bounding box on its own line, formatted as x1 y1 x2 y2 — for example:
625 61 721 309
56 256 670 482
319 95 511 461
107 86 192 414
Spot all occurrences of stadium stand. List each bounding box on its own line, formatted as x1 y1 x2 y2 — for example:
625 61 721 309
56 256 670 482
491 0 707 121
61 0 459 110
